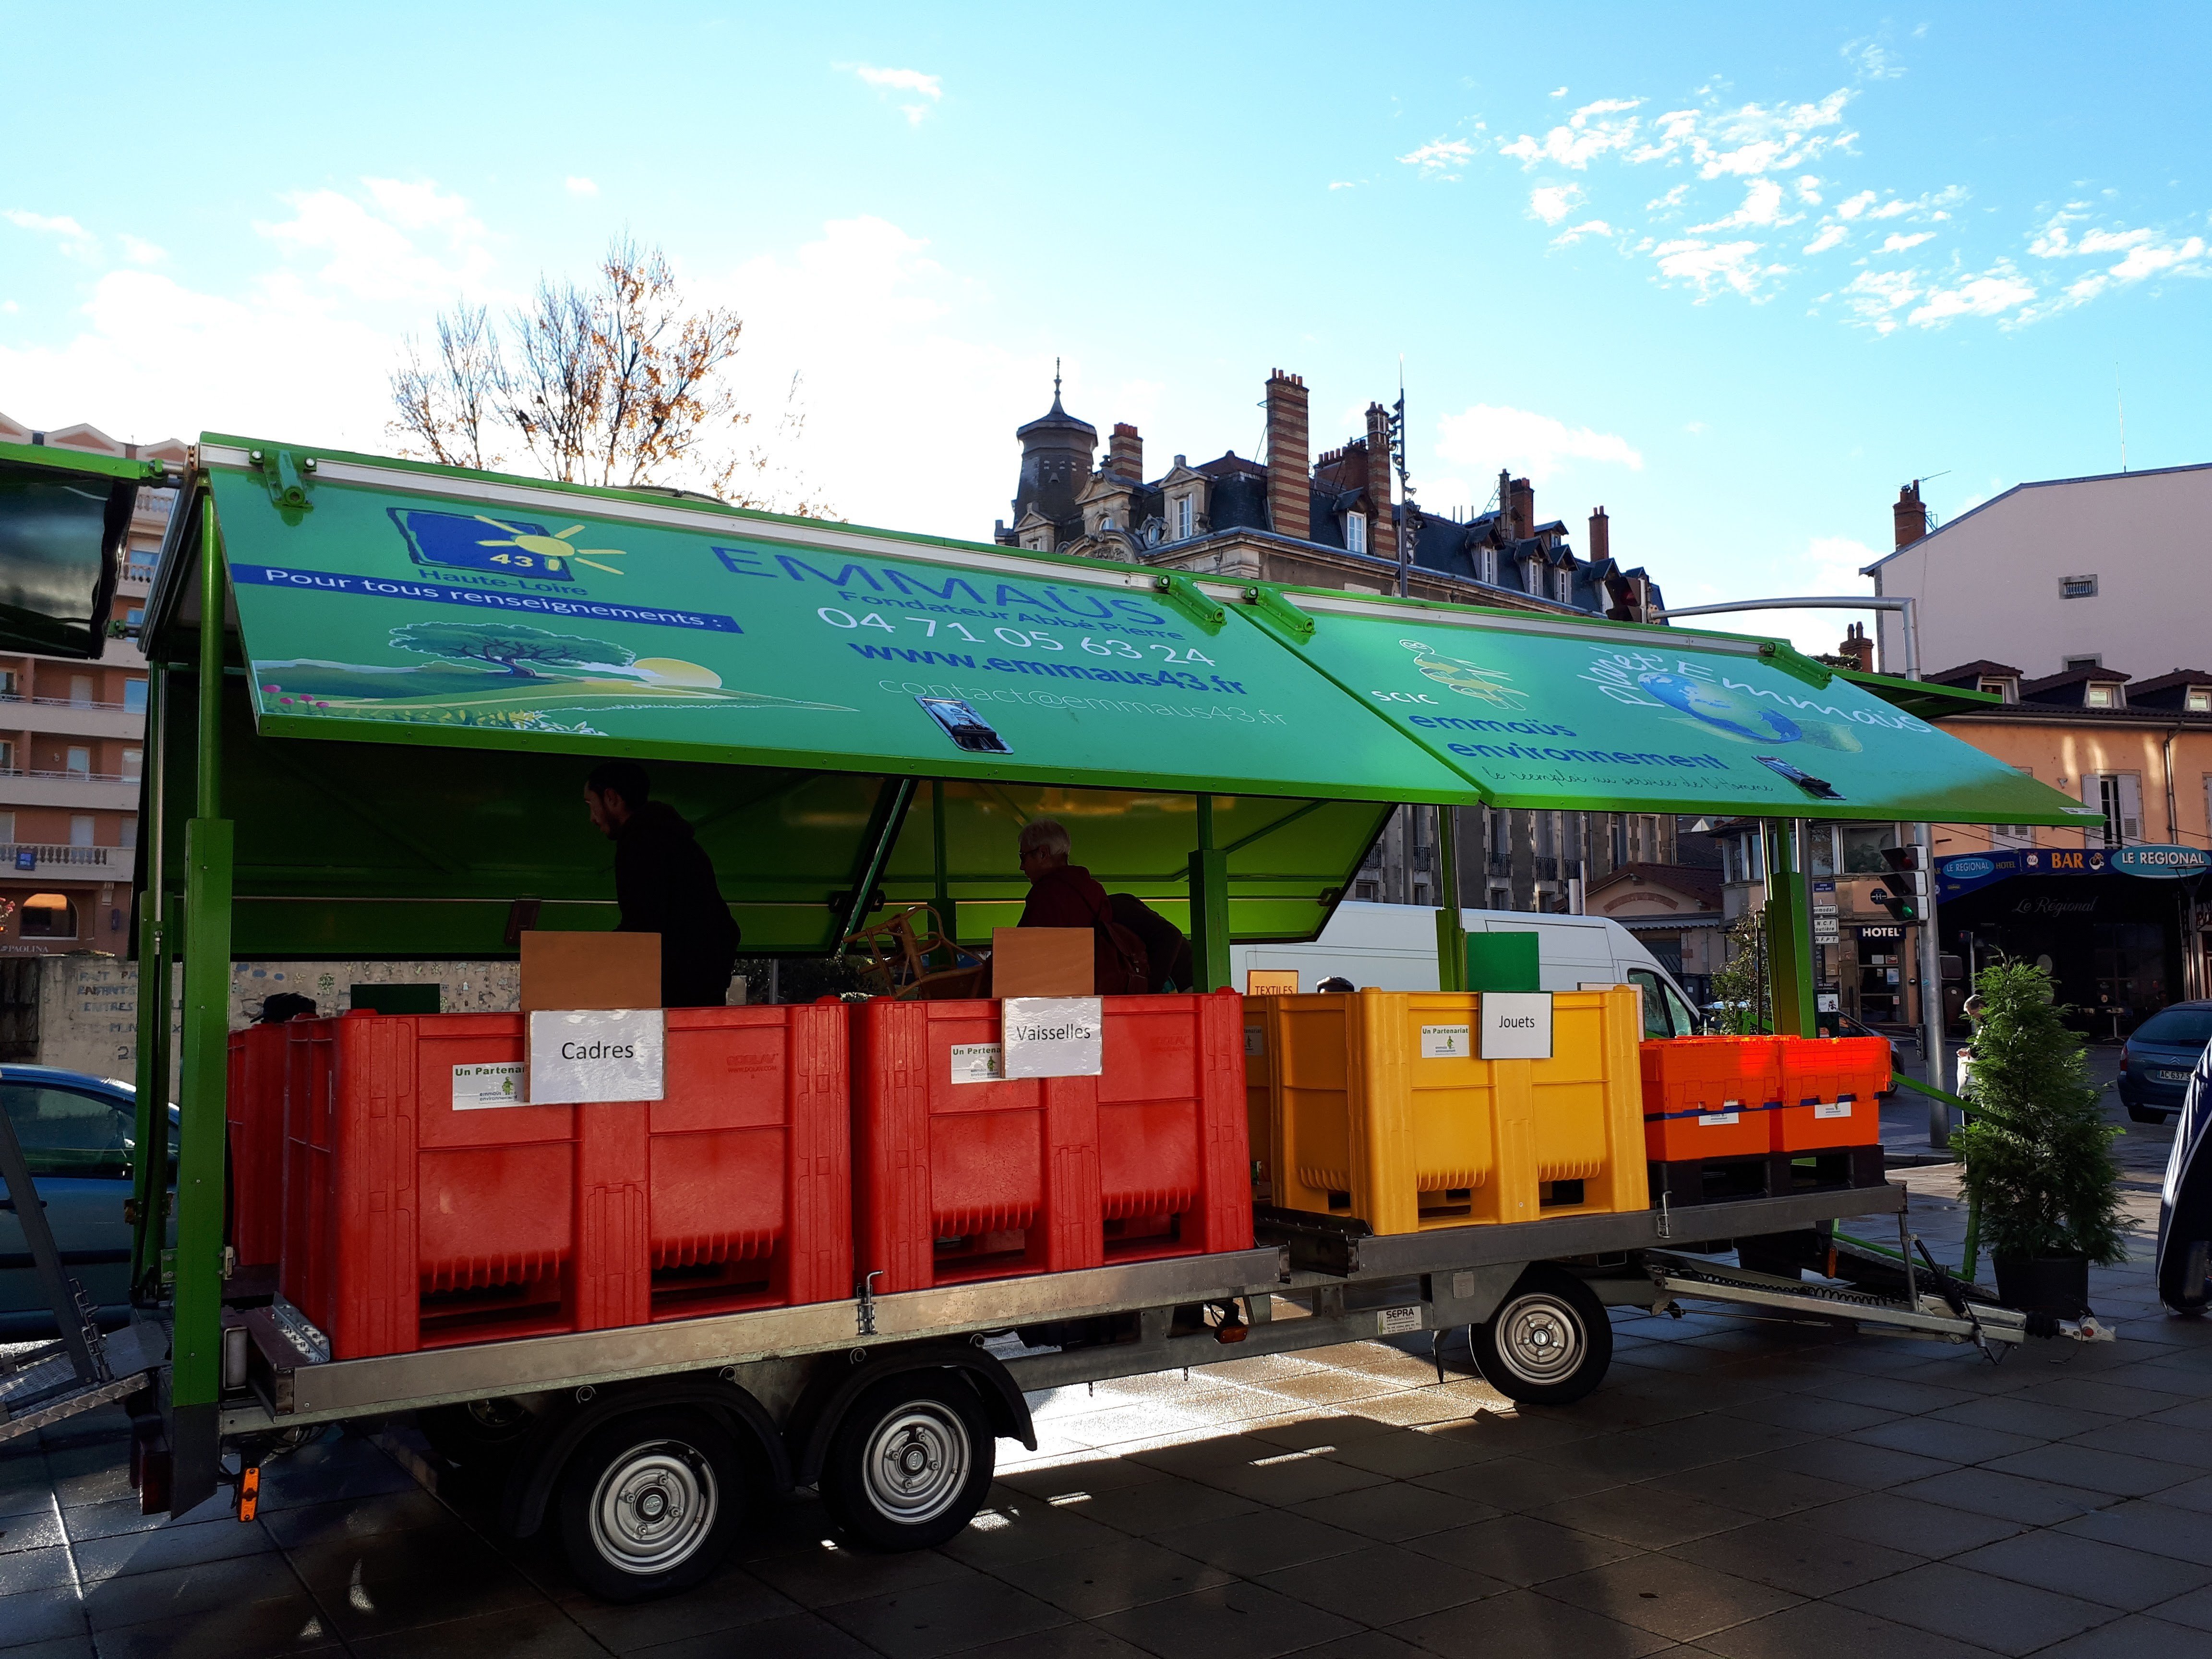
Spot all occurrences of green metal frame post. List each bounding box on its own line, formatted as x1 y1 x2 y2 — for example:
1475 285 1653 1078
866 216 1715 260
1188 795 1231 992
170 502 235 1509
129 667 169 1298
930 780 956 962
1434 805 1467 991
1765 818 1816 1036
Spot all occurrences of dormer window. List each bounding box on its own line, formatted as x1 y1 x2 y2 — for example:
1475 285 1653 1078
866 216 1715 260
1478 546 1498 585
1345 512 1367 555
1554 566 1573 603
1524 559 1543 596
1978 679 2011 700
1175 494 1193 541
2189 689 2212 712
2085 682 2122 708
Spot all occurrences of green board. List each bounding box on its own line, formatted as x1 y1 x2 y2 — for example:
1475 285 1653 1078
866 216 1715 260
1265 590 2092 826
196 453 1475 807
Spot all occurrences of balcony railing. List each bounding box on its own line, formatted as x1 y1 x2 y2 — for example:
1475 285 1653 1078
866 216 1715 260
0 693 144 713
0 768 141 785
0 843 114 866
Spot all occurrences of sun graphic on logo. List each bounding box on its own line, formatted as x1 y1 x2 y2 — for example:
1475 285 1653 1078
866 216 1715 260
1401 638 1528 709
472 517 628 576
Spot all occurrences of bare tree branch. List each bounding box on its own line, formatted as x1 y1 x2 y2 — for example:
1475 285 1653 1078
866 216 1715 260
387 236 830 515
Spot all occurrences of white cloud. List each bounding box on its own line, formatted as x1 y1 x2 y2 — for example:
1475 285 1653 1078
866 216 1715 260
1500 97 1646 171
1907 262 2037 328
1646 237 1786 300
1803 223 1849 254
4 209 98 260
120 235 166 265
1528 184 1587 225
1879 231 1936 252
258 178 494 302
1399 138 1478 178
1835 190 1877 220
1691 177 1794 231
1549 86 1568 98
1434 402 1643 485
565 176 599 197
1844 39 1905 80
1795 175 1823 203
1551 220 1615 246
1327 180 1364 191
838 63 943 123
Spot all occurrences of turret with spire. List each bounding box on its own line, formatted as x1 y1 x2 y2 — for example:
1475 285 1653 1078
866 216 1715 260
1010 359 1098 529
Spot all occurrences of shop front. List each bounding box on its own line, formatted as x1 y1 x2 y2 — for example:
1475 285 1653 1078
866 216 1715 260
1936 846 2207 1037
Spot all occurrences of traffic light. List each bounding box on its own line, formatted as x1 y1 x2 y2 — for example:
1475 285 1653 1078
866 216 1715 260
1874 846 1923 923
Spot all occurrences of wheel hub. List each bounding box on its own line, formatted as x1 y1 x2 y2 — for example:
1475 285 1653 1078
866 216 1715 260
1496 1293 1583 1383
588 1441 718 1575
862 1404 970 1525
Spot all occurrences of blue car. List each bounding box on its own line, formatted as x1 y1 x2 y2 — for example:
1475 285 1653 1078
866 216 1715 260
2118 1002 2212 1125
0 1064 176 1335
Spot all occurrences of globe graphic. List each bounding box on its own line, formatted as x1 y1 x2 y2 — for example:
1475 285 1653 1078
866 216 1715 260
1637 672 1803 743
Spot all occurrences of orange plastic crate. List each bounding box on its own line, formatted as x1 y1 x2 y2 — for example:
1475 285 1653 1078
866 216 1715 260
1639 1036 1780 1162
1774 1035 1891 1153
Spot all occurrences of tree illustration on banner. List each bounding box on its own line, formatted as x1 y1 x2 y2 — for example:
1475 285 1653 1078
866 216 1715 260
389 623 631 679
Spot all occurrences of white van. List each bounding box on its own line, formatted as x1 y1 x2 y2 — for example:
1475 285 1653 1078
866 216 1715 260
1230 902 1702 1039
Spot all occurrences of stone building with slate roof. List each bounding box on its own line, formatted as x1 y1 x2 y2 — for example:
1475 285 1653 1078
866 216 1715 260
990 368 1681 921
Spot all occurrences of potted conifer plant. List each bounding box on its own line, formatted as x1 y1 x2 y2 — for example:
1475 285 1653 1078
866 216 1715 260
1953 960 2125 1314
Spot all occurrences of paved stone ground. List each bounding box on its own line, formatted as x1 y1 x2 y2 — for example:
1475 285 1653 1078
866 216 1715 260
3 1063 2206 1658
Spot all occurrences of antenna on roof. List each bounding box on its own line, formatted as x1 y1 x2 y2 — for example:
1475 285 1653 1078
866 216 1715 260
1054 357 1062 401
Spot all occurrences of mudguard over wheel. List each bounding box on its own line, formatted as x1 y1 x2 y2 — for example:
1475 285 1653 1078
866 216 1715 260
555 1408 745 1602
1468 1265 1613 1405
817 1373 996 1551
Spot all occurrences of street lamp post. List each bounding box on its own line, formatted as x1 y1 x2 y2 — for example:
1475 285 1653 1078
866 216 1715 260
1663 595 1953 1147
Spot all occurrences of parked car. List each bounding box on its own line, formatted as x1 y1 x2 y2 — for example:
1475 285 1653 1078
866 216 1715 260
0 1065 175 1334
2118 1001 2212 1124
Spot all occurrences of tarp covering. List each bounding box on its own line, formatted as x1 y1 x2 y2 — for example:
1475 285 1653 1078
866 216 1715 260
194 450 1476 806
0 440 155 658
1264 589 2094 826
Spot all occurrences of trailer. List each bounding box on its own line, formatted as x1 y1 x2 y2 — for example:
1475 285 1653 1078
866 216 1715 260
0 433 2100 1603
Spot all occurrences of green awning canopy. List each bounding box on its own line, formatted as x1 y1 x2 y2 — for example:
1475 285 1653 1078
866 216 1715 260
0 439 162 659
135 436 2092 959
1253 587 2092 827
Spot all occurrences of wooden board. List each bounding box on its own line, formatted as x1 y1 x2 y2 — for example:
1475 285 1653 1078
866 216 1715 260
990 926 1094 998
519 930 661 1011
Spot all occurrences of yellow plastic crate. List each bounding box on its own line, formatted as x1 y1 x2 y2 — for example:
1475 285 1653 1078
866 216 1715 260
1250 987 1647 1233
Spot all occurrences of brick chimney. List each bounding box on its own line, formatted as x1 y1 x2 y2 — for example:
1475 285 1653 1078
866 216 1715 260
1265 371 1310 541
1587 505 1611 564
1363 403 1396 563
1506 477 1535 541
1894 481 1927 550
1838 621 1875 674
1107 422 1142 482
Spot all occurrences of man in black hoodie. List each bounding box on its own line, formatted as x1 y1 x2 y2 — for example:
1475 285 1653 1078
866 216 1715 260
583 761 741 1007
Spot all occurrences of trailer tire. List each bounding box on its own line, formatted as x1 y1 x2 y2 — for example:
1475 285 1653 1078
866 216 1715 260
1468 1266 1612 1405
419 1397 535 1470
555 1408 744 1602
817 1373 995 1552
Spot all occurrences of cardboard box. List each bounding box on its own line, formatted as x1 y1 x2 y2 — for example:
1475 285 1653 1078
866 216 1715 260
520 930 661 1011
990 926 1093 997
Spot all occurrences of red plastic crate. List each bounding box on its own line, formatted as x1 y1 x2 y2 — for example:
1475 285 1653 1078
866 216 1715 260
226 1025 289 1268
1774 1035 1892 1153
1639 1036 1780 1162
852 992 1252 1294
278 1006 850 1358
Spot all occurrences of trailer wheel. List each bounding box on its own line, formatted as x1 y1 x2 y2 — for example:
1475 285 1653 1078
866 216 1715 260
1468 1266 1612 1405
419 1397 534 1469
818 1373 995 1551
555 1409 743 1602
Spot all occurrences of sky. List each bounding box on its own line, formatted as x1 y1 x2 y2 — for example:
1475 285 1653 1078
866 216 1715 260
4 2 2208 658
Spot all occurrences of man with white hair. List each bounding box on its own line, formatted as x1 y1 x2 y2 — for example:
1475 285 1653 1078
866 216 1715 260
1016 817 1150 992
